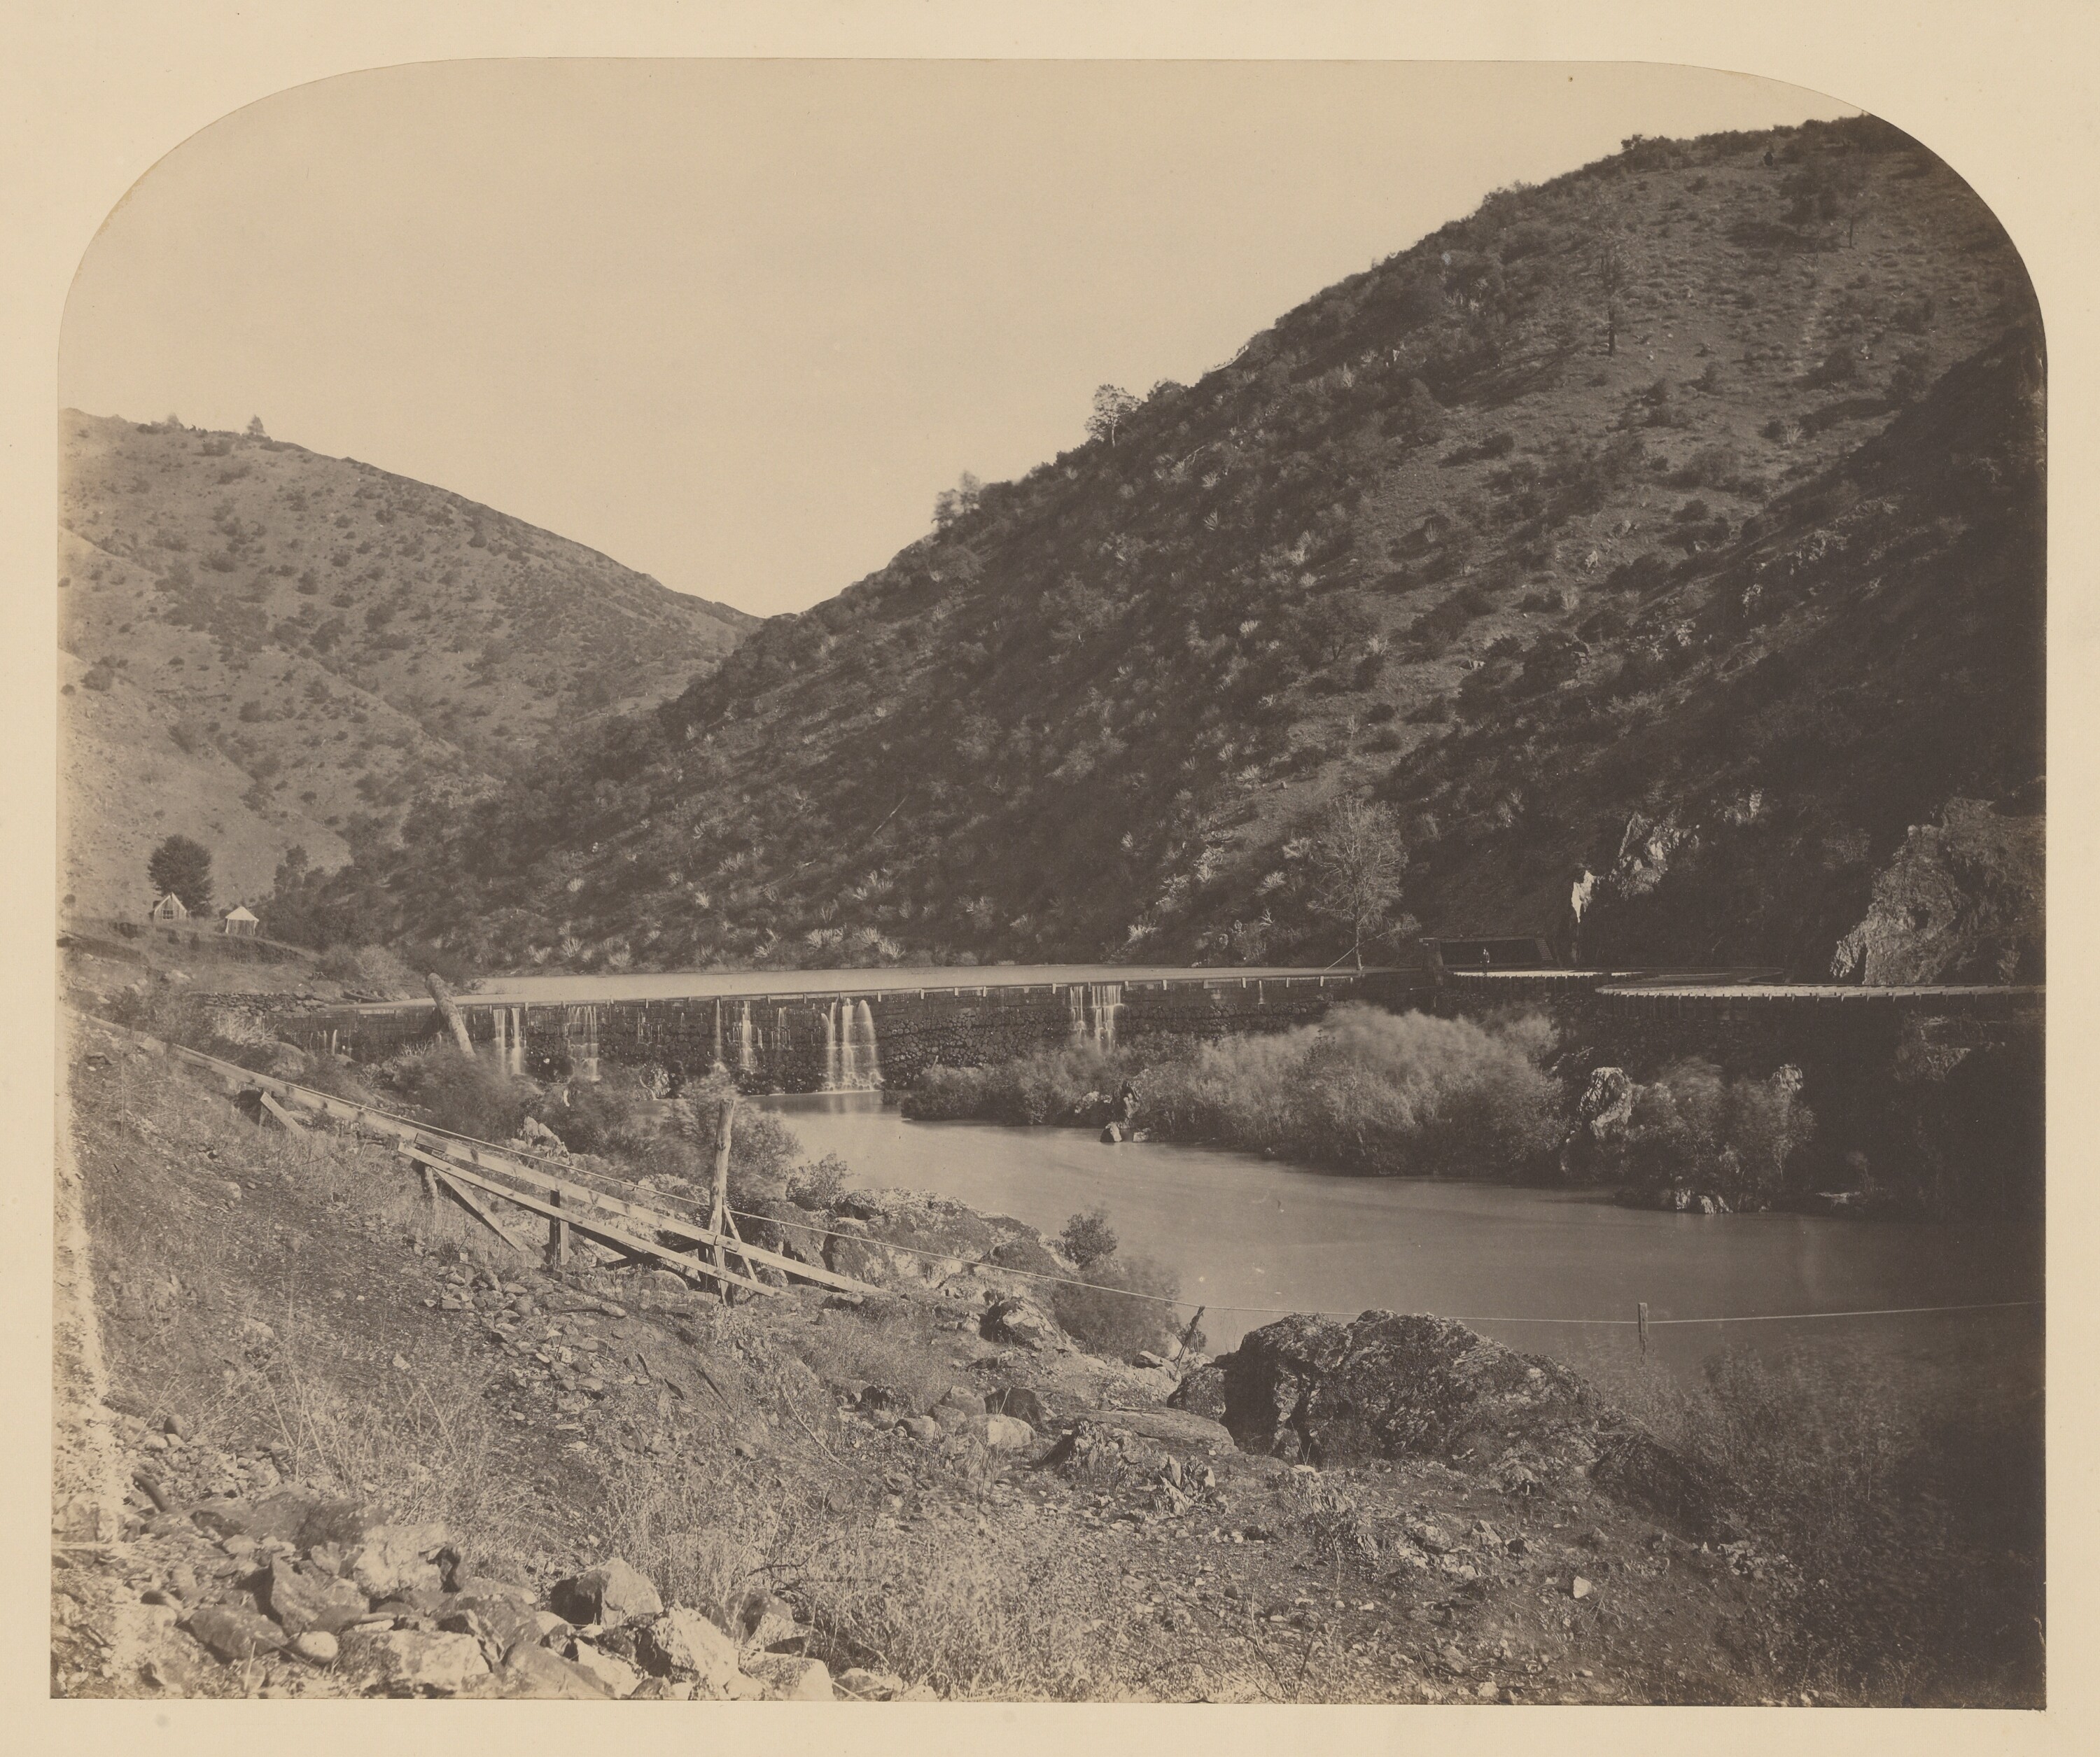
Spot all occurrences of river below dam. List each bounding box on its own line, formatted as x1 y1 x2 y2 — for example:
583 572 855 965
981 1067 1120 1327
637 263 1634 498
756 1092 2043 1416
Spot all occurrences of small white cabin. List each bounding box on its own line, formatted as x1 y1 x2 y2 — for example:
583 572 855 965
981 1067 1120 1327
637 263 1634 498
147 892 190 923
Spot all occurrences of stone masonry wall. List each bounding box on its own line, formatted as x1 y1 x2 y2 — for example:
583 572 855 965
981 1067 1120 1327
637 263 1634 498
280 971 1429 1094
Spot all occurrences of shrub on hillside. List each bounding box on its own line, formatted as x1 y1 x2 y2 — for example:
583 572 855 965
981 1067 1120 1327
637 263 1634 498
786 1152 850 1211
1051 1252 1180 1360
535 1071 659 1157
1058 1207 1119 1270
1601 1342 2041 1701
316 944 420 993
382 1045 535 1142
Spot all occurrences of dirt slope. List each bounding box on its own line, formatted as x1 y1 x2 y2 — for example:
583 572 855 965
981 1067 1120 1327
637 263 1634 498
58 412 756 916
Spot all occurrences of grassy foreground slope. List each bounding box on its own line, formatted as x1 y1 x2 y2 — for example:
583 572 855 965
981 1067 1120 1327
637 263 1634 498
285 116 2040 977
59 413 755 915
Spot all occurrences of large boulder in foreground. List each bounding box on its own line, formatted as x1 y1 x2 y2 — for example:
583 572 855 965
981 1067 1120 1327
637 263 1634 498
1206 1312 1594 1466
1198 1311 1730 1535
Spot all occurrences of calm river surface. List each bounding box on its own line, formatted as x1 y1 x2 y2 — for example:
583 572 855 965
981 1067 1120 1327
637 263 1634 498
757 1093 2043 1408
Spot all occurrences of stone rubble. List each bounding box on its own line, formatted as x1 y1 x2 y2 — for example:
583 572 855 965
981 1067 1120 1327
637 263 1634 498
69 1465 931 1701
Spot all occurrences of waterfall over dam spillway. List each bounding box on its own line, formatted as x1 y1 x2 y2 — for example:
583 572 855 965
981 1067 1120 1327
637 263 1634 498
847 999 881 1087
1068 982 1124 1050
292 966 1415 1092
491 1004 527 1077
821 998 883 1089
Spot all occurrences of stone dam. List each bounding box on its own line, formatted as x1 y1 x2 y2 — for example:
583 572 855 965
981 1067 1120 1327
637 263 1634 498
281 967 1427 1093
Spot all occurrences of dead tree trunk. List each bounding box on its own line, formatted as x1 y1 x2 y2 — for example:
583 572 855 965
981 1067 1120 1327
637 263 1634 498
426 972 475 1058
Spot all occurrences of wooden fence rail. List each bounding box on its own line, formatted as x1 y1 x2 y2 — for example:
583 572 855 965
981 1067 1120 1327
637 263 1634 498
80 1016 881 1302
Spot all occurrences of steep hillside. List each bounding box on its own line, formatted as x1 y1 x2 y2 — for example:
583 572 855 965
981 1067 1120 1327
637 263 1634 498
59 415 755 915
284 117 2042 977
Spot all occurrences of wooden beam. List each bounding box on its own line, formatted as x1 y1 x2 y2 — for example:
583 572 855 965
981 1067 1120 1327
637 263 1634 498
258 1092 308 1133
397 1147 780 1297
93 1021 876 1297
549 1185 570 1269
389 1130 876 1298
427 1167 533 1256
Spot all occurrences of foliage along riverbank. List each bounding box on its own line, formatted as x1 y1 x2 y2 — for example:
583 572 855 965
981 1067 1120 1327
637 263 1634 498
900 1003 1823 1214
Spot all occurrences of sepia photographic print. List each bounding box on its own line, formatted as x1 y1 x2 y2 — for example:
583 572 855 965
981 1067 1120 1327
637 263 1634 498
38 43 2059 1720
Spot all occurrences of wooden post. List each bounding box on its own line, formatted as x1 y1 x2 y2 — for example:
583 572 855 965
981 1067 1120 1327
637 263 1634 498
547 1186 570 1269
1637 1301 1651 1356
407 1149 438 1222
1177 1306 1208 1356
709 1090 736 1297
426 972 475 1058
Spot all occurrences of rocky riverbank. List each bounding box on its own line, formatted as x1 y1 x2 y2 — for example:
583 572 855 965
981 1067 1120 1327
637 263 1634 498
52 1019 2041 1703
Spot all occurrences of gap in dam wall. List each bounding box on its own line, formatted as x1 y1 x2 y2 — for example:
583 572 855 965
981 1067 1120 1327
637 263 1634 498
282 972 1424 1093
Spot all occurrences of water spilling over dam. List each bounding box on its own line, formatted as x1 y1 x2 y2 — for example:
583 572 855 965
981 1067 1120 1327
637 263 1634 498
283 966 1415 1093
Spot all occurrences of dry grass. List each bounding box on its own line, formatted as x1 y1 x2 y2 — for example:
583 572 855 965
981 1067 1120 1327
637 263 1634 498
590 1436 1122 1699
1589 1342 2044 1704
789 1297 965 1418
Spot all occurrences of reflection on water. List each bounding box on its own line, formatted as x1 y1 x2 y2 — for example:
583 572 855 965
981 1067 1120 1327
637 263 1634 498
759 1092 2043 1406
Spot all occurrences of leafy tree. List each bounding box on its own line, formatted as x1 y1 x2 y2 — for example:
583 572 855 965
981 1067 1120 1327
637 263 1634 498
1783 150 1869 242
1834 154 1872 246
1385 377 1445 445
1600 231 1625 356
932 471 982 530
1085 384 1140 448
246 415 268 438
148 834 214 911
1306 796 1408 970
1059 1205 1119 1269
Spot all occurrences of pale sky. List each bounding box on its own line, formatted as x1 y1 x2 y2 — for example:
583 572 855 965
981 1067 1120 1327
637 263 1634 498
61 60 1853 617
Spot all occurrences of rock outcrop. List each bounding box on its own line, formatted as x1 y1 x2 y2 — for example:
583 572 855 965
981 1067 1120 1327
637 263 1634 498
1830 796 2044 985
1558 1066 1635 1180
1194 1312 1730 1536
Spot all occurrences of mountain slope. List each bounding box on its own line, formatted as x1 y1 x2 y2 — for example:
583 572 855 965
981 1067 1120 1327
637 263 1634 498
286 116 2043 977
59 416 757 914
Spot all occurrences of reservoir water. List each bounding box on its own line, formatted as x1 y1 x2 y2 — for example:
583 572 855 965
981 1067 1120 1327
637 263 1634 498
757 1092 2043 1410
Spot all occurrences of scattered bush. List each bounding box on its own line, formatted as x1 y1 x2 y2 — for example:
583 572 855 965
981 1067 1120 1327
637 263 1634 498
381 1045 536 1142
786 1153 850 1211
1050 1251 1180 1359
1058 1207 1119 1270
904 1044 1132 1126
311 944 419 993
914 1007 1562 1181
1667 443 1745 490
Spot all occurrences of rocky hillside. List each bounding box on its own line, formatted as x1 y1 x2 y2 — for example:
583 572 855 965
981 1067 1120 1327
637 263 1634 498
284 116 2040 977
59 414 755 916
